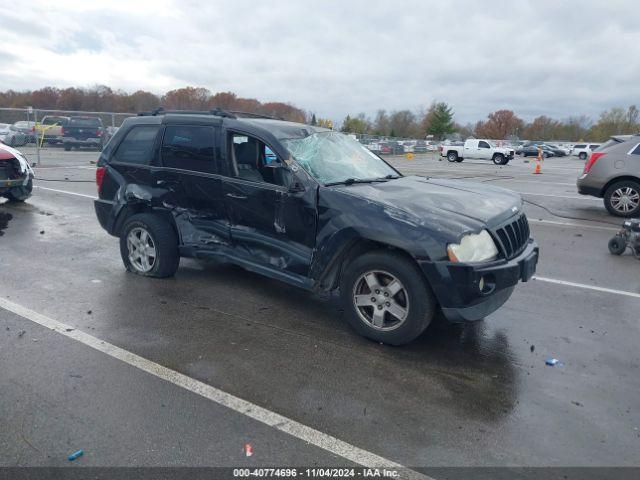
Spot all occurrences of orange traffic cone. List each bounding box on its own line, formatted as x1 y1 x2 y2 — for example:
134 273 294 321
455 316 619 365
533 162 542 174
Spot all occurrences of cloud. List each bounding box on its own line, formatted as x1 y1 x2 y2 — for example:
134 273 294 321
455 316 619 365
0 0 638 123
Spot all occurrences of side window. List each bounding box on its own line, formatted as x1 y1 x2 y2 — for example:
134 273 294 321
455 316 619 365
629 143 640 155
227 133 286 187
161 125 217 174
479 141 490 149
112 126 160 165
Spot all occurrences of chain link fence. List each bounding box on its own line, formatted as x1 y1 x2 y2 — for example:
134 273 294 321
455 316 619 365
0 107 137 165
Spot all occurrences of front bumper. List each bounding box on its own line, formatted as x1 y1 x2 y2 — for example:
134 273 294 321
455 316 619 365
420 240 539 322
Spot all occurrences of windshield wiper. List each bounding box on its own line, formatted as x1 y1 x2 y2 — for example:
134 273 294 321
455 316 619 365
325 177 393 186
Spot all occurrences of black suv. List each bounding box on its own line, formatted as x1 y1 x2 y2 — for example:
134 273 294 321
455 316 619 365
94 109 539 345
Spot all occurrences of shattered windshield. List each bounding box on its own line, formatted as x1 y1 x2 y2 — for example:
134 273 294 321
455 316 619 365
282 132 398 185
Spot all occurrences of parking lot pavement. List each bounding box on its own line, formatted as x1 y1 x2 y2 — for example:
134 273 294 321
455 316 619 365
1 149 639 469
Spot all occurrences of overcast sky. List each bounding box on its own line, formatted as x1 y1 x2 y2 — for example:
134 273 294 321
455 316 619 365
1 0 638 123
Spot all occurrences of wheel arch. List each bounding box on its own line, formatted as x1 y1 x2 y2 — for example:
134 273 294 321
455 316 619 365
314 235 426 292
600 175 640 197
113 203 178 239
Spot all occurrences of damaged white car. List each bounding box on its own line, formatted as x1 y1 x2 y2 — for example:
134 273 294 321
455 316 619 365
0 144 34 202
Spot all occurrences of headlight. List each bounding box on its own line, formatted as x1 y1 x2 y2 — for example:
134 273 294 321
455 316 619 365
447 230 499 263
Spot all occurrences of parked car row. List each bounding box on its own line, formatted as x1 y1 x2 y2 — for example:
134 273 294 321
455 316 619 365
0 123 29 147
0 116 111 151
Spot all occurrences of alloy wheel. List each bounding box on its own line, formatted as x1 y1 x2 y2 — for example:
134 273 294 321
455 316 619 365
352 270 409 331
127 227 157 273
610 187 640 214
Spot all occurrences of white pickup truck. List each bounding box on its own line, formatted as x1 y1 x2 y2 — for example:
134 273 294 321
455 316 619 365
440 139 515 165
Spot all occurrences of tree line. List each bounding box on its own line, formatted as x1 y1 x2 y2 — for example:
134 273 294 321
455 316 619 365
0 85 307 123
0 86 637 142
340 103 640 142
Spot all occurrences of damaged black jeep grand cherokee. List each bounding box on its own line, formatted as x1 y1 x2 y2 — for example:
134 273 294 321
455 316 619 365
94 109 538 345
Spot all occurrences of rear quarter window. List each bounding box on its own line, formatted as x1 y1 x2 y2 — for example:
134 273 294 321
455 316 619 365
161 125 217 174
112 126 160 165
629 143 640 155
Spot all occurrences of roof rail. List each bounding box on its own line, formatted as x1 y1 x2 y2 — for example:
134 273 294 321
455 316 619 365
137 107 237 118
228 110 284 121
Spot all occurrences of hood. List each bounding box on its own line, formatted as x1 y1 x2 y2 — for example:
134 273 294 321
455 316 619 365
328 175 522 229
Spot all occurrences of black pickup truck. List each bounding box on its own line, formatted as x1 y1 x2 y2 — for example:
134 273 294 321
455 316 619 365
63 116 104 151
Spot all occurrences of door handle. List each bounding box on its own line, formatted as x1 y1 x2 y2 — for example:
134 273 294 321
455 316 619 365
226 193 247 200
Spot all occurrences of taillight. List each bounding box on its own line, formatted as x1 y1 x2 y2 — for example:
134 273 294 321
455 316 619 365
60 127 65 135
96 166 106 194
584 152 605 173
97 129 103 137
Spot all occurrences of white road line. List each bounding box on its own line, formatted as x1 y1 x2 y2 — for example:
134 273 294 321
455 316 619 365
34 186 97 199
533 277 640 299
528 218 618 231
0 297 430 480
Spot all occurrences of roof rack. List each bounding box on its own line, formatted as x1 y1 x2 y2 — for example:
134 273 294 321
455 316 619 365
137 107 237 118
135 107 286 122
228 110 284 121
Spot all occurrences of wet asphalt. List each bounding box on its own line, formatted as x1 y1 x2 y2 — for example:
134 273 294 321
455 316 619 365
0 147 639 470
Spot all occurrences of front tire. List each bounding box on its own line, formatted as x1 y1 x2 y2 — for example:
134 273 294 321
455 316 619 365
119 213 179 278
447 151 458 162
6 177 33 202
608 235 627 255
493 154 505 165
604 180 640 217
340 250 436 345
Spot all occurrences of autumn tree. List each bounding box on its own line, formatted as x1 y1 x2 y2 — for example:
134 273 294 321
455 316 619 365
587 106 640 141
475 110 525 139
523 115 561 140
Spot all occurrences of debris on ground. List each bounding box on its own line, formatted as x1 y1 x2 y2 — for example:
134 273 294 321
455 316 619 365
65 328 74 332
87 310 92 315
530 344 535 353
68 449 84 461
18 330 25 337
545 358 564 367
39 230 45 235
244 443 253 457
572 401 583 407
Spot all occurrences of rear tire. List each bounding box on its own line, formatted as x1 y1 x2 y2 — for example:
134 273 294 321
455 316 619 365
604 180 640 217
64 144 72 151
119 213 179 278
340 250 436 345
447 151 458 162
579 152 587 160
608 235 626 255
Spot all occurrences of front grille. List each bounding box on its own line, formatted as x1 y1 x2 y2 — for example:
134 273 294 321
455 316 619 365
492 214 530 259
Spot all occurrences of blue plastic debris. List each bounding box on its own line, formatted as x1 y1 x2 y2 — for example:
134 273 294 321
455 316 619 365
545 358 563 367
68 450 84 461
